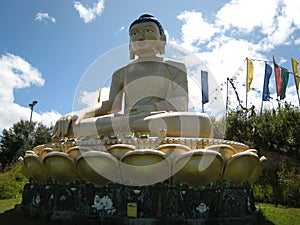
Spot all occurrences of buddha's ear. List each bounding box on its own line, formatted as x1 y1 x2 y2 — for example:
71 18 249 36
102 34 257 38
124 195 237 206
159 34 166 55
129 44 136 60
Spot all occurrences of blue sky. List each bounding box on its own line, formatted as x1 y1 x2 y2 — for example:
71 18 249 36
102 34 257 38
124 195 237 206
1 0 300 132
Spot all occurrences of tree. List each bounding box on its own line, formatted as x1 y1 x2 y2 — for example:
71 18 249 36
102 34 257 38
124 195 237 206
0 120 52 170
225 103 300 207
225 103 300 157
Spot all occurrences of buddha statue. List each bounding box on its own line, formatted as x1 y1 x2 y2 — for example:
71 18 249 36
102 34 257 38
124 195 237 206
53 14 212 139
20 14 266 198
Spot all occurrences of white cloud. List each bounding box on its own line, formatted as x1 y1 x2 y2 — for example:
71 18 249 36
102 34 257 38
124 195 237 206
215 0 278 34
78 87 110 107
283 0 300 27
215 0 300 51
0 53 61 132
295 38 300 45
175 0 300 114
35 12 56 24
177 11 220 52
74 0 105 23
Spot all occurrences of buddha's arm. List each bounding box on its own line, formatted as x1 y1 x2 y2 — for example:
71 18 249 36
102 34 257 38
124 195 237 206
81 70 123 119
82 100 118 119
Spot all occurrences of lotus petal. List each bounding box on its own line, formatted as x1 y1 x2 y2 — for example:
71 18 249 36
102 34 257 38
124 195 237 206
39 148 52 159
66 146 91 159
24 154 47 182
120 149 170 186
155 143 190 157
43 152 78 183
205 144 236 163
76 151 121 186
223 152 260 185
249 156 267 183
106 144 135 160
173 149 224 187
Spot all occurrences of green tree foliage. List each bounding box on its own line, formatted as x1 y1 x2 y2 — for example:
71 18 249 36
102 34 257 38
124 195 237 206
225 103 300 157
0 120 52 170
225 103 300 207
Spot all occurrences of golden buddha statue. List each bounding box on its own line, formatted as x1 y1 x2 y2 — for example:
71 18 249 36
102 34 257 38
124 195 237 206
53 14 212 139
20 14 265 188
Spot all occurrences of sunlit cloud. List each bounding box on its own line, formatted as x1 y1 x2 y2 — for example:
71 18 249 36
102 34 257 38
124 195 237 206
78 87 109 107
35 12 56 24
177 11 220 52
0 53 61 131
74 0 105 23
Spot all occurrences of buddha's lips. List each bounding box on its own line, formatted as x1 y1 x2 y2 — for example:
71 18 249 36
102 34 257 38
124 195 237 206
137 40 147 46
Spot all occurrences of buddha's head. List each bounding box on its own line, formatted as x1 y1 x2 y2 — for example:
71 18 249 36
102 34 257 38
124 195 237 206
129 14 166 60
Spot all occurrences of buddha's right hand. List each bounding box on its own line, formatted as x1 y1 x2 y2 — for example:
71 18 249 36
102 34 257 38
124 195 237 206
52 113 79 138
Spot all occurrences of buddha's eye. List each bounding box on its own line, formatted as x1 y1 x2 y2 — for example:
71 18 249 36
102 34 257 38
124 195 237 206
130 30 139 37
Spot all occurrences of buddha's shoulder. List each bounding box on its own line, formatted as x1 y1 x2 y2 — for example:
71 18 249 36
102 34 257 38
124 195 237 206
163 58 187 72
112 64 129 75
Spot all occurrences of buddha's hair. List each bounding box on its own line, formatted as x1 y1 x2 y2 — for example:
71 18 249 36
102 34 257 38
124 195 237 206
129 14 165 36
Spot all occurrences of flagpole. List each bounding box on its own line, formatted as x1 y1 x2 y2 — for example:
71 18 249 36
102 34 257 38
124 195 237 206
260 100 264 115
226 78 229 115
245 58 248 109
295 85 300 108
225 78 229 133
294 75 300 107
291 58 300 107
296 88 300 107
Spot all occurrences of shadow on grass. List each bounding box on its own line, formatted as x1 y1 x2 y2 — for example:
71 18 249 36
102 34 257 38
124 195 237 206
0 207 99 225
0 209 55 225
254 210 275 225
0 206 275 225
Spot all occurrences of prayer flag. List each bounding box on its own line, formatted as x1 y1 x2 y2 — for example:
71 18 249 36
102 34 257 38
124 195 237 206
280 67 289 100
273 56 282 97
247 58 254 92
201 70 209 104
262 63 272 101
291 58 299 90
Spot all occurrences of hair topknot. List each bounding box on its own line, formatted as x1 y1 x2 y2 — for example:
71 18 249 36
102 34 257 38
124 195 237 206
129 14 165 35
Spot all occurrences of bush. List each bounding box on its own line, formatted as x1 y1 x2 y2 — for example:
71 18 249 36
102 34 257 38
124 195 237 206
253 184 273 203
0 164 28 199
226 103 300 207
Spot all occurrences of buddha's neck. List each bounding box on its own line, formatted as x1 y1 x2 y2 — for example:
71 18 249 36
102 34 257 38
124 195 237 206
136 54 162 62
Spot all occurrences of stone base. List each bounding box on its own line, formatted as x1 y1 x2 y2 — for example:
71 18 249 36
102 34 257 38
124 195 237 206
17 179 257 224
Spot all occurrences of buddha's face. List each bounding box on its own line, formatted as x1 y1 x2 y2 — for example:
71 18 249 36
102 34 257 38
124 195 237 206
130 21 161 57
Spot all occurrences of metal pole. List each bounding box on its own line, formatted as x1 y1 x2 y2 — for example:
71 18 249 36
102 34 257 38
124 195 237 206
245 58 248 109
26 100 38 150
226 78 229 115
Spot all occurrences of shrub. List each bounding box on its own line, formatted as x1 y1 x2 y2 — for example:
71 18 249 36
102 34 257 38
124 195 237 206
0 164 28 199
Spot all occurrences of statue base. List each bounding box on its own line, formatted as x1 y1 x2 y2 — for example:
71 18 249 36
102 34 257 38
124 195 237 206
16 179 258 224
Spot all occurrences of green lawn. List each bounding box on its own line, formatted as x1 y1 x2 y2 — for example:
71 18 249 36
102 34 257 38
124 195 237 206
257 203 300 225
0 198 21 213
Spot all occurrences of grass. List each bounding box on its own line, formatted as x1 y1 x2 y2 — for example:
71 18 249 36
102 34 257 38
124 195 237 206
0 197 21 213
257 203 300 225
0 199 299 225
